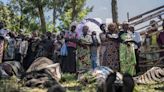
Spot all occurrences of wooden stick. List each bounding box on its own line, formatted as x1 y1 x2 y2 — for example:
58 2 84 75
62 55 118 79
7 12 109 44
140 49 164 54
128 5 164 22
137 20 162 31
139 65 164 67
139 56 164 64
130 10 164 26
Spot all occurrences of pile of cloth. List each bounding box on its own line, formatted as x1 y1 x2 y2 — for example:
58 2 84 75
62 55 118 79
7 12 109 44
77 66 123 89
0 61 23 78
22 57 62 88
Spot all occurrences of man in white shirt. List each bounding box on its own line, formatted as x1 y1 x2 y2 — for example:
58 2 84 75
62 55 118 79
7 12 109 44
129 25 142 74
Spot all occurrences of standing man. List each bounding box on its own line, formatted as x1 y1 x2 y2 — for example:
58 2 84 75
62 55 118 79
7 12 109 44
129 25 142 74
157 20 164 57
99 24 107 65
90 31 100 69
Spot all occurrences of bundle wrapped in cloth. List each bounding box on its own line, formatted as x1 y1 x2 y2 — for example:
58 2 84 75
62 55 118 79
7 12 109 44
78 66 123 88
23 57 62 87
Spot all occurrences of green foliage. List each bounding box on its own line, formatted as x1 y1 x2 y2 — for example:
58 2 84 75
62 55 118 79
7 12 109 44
0 2 20 31
57 0 93 31
0 0 92 33
0 74 164 92
0 76 22 92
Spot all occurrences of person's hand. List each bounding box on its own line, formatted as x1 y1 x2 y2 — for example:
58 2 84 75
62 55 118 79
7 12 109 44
127 43 131 47
124 41 130 47
22 54 26 57
137 48 141 53
78 39 82 43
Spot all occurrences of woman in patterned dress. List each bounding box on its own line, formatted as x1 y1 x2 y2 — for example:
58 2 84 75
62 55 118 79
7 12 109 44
103 23 120 71
119 22 136 76
77 26 92 72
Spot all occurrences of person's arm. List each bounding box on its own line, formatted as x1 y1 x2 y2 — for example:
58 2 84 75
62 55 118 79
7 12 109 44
137 32 142 48
19 41 23 54
87 35 93 44
80 35 92 45
118 31 133 46
106 33 119 41
24 41 28 56
97 36 101 46
106 33 112 38
64 32 70 42
70 33 80 43
118 31 125 43
69 38 79 43
65 32 79 43
98 34 102 44
157 34 162 47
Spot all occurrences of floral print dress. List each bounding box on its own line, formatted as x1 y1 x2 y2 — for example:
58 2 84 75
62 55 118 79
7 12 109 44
77 34 92 71
119 31 136 76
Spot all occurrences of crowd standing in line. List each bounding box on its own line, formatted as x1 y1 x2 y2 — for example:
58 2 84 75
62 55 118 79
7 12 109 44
0 20 163 76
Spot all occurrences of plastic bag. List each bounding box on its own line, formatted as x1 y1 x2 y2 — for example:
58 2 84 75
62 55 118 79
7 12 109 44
60 43 68 56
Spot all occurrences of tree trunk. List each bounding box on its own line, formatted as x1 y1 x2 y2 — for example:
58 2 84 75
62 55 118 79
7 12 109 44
111 0 118 23
19 0 23 29
71 0 77 22
38 5 46 33
53 8 56 32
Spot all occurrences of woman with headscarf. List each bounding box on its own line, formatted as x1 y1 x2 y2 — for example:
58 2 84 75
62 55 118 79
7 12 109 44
77 26 92 72
119 22 136 76
62 25 79 73
103 23 120 71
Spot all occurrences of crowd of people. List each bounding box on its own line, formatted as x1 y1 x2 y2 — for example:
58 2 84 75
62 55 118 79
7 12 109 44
0 20 164 77
60 22 142 76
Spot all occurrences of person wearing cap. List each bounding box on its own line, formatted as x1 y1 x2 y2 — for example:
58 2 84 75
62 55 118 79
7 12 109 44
129 25 142 74
118 22 136 76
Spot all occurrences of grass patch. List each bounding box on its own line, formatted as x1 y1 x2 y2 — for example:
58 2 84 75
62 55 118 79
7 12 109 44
0 76 47 92
0 74 163 92
134 83 164 92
